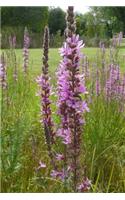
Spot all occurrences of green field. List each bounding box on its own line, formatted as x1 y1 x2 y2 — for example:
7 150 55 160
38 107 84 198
4 47 125 74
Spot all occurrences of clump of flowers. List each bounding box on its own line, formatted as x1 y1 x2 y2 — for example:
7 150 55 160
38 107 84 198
37 7 91 192
78 177 91 192
0 53 8 106
8 35 18 81
105 64 121 100
82 55 89 81
56 32 90 191
23 27 30 74
37 6 90 192
0 53 7 90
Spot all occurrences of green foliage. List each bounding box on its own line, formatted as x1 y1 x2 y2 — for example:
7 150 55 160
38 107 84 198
1 7 49 33
84 96 125 192
76 14 87 35
48 7 66 35
49 30 64 48
90 7 125 36
2 6 125 49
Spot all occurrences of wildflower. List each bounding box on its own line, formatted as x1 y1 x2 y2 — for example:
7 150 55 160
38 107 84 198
57 6 89 191
105 64 122 101
78 178 91 192
23 27 30 74
0 53 7 90
50 170 65 180
37 161 46 170
65 6 76 38
56 128 71 144
55 153 64 161
51 168 69 181
37 26 56 170
37 26 54 144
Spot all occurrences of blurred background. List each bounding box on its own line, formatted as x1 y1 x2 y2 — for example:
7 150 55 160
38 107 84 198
1 6 125 48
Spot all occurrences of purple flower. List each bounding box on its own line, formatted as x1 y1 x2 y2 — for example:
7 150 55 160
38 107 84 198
23 27 30 74
82 101 90 112
55 153 64 161
50 170 60 178
105 64 123 101
57 29 89 190
57 128 71 144
78 178 91 192
0 54 7 90
50 170 64 179
37 161 46 170
37 26 56 172
50 168 69 181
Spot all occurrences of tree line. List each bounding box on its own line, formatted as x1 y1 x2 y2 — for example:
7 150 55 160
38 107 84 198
1 6 125 48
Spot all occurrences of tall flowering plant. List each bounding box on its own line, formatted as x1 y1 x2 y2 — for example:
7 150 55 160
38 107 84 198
0 53 8 106
0 53 7 90
55 7 91 192
56 33 90 191
36 26 56 168
23 27 30 74
8 35 18 81
37 7 91 192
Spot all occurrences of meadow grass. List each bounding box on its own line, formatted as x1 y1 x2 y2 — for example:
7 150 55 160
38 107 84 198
5 47 125 74
1 47 125 192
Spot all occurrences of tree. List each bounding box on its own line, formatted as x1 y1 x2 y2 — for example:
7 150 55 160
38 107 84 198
1 7 49 32
48 7 66 35
75 13 87 35
90 7 125 36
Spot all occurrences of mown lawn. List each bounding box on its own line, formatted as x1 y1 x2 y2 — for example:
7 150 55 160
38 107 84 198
4 47 125 75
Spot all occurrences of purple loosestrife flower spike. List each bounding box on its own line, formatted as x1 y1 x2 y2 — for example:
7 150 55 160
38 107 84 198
65 6 76 38
96 69 100 96
85 56 89 80
78 177 91 192
122 74 125 96
57 7 89 192
23 27 30 74
0 53 7 90
13 51 18 82
105 64 122 101
0 53 9 106
37 26 56 168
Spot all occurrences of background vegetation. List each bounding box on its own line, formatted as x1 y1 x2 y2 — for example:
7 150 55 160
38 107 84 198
1 6 125 48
